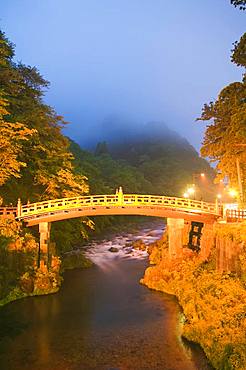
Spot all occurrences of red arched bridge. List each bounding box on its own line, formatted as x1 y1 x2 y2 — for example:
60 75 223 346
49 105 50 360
0 189 222 266
15 190 220 226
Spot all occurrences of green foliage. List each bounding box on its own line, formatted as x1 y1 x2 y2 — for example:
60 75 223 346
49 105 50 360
231 0 246 10
0 97 35 185
110 138 215 198
198 82 246 196
62 250 93 271
231 32 246 88
95 141 109 156
231 33 246 69
51 218 91 253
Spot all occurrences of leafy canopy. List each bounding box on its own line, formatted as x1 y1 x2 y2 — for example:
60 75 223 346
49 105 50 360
198 4 246 200
0 30 88 202
0 97 35 186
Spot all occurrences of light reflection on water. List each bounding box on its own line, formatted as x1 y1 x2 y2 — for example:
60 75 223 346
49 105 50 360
0 221 213 370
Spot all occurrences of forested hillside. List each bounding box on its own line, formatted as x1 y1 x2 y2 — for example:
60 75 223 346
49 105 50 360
74 119 215 200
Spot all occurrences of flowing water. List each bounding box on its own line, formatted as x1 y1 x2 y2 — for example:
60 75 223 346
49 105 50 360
0 221 213 370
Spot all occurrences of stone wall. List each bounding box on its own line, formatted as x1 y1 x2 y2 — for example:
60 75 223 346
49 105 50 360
199 222 245 274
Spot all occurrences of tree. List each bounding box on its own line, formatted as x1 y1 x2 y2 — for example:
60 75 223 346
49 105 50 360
230 0 246 10
231 32 246 84
198 82 246 200
198 3 246 204
95 141 109 156
0 97 35 185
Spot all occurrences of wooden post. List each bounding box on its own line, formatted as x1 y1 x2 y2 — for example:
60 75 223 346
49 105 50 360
236 157 244 207
17 198 22 218
118 186 123 206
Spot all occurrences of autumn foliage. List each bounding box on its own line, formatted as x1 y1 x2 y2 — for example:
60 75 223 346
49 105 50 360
142 224 246 370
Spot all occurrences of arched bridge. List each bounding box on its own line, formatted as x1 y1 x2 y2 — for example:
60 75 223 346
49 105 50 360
4 188 221 267
17 190 220 226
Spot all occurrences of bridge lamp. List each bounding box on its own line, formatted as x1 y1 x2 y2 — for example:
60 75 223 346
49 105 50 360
217 194 222 199
183 192 189 198
187 187 195 195
228 189 238 198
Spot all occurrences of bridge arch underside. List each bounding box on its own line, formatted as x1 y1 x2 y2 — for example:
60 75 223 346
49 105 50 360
25 206 217 226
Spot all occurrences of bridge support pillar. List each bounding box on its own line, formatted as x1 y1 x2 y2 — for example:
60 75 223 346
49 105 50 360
167 218 184 258
38 222 51 269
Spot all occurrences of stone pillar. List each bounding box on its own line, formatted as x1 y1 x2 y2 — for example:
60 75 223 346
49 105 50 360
200 223 214 261
38 222 51 269
182 221 191 246
167 218 184 258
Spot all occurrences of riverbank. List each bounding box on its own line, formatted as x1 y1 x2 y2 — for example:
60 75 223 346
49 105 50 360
141 222 246 370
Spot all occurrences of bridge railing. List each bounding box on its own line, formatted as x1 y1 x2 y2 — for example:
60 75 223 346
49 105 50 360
0 207 17 218
18 193 218 219
226 209 246 223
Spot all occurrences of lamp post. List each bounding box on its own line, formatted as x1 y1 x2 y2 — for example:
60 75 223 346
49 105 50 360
192 173 206 200
233 144 245 207
192 172 205 183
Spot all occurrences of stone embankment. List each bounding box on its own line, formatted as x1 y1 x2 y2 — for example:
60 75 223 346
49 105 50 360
141 221 246 370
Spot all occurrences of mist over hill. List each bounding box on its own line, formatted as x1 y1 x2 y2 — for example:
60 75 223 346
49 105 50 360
82 117 189 150
75 118 215 200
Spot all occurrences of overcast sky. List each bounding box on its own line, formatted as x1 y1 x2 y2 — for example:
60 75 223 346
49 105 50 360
1 0 245 149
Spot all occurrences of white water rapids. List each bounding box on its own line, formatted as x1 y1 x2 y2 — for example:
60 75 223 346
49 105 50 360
84 221 165 270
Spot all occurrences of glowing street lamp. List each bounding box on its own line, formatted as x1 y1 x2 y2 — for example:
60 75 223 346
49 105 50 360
228 189 238 198
183 192 189 198
187 187 195 195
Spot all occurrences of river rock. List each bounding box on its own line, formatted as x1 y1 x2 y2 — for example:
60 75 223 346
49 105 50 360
147 230 158 237
123 242 132 249
132 239 146 251
19 273 34 294
108 247 119 253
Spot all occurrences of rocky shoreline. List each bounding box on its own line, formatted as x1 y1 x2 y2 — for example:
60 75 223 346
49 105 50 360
141 223 246 370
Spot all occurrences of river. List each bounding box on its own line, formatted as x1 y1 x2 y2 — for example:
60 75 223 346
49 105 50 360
0 221 212 370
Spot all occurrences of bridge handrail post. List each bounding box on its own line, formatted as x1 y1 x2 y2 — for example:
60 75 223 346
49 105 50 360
215 198 219 214
17 198 22 218
118 186 124 206
188 198 191 208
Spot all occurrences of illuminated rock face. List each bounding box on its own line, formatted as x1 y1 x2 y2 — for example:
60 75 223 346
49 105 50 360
199 224 243 273
167 218 185 258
